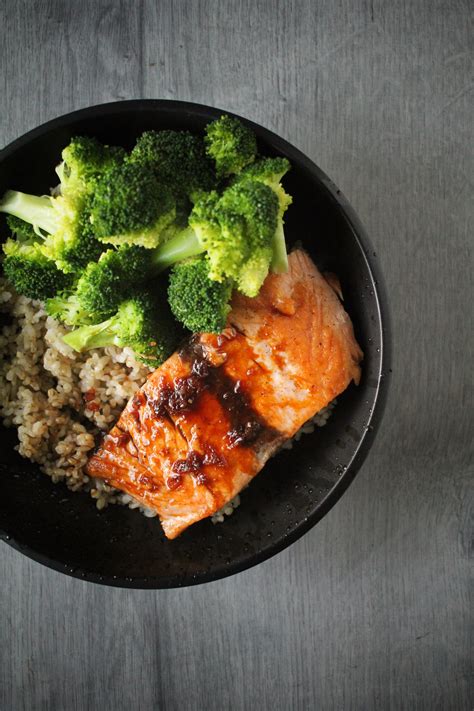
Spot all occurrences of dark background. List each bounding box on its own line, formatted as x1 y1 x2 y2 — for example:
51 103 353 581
0 1 472 709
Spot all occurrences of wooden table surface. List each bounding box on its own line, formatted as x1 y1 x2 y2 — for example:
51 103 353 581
0 1 472 709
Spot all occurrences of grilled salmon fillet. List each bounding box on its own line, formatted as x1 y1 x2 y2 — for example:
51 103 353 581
86 249 363 538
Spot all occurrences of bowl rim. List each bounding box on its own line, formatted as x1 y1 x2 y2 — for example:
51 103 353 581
0 99 391 588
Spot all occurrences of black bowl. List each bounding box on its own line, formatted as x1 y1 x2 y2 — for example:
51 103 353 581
0 100 390 588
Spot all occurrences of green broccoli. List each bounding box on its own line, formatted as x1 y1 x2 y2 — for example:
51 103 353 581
148 192 220 273
44 135 125 270
56 135 126 198
0 136 125 273
130 130 216 202
76 245 150 316
211 180 278 294
0 190 103 274
41 193 104 272
150 180 279 296
232 157 292 272
45 245 151 326
2 239 73 301
2 211 74 300
62 290 180 367
204 115 257 178
90 162 176 248
2 129 292 349
0 190 58 236
168 256 233 333
6 214 38 241
232 156 289 183
45 291 94 326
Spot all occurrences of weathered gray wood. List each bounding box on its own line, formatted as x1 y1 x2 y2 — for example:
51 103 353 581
0 0 472 709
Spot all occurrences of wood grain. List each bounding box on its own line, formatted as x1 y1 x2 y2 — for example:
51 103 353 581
0 0 472 709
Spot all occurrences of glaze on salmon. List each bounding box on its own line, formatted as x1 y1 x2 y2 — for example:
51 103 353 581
86 250 363 538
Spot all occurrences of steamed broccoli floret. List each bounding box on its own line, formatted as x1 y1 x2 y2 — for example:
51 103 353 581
208 180 278 294
0 190 103 273
41 193 104 272
45 291 94 326
232 157 292 272
0 136 126 274
232 156 289 183
43 136 126 269
63 290 180 367
168 256 232 333
130 130 216 202
90 162 176 248
75 245 150 318
56 136 126 197
204 115 257 177
147 192 220 273
6 214 37 241
150 180 278 296
45 245 151 326
0 190 58 236
2 239 73 300
2 211 74 299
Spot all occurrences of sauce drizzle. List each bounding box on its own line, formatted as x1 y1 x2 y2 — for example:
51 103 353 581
151 337 276 453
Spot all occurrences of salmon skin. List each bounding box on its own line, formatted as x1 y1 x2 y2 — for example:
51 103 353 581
86 249 363 539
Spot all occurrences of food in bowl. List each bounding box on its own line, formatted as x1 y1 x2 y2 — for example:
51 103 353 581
0 114 362 538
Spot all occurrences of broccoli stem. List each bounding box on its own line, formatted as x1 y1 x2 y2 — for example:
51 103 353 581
63 319 119 352
0 190 57 236
150 226 204 272
271 222 289 273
